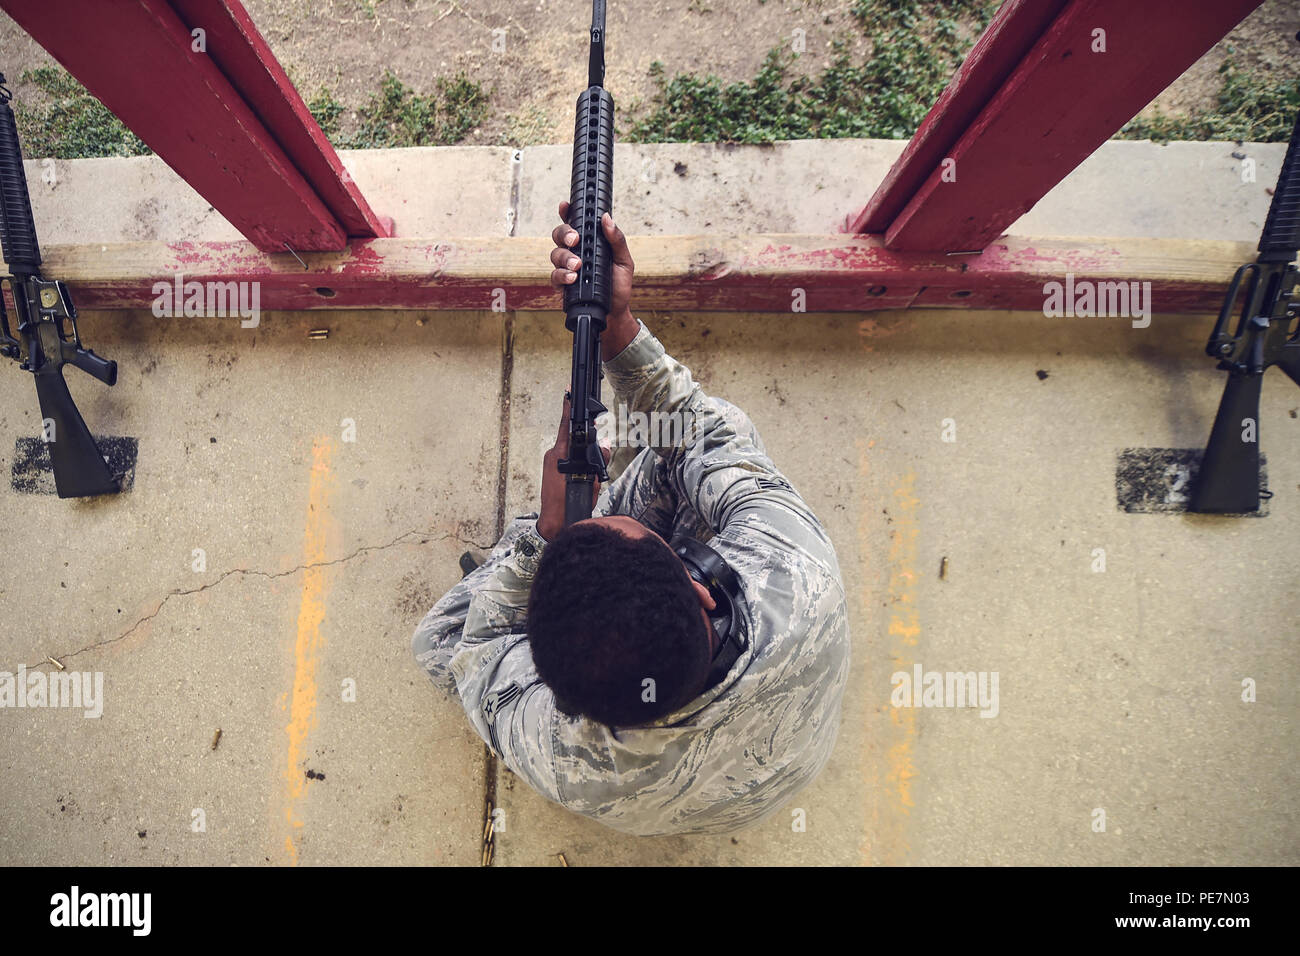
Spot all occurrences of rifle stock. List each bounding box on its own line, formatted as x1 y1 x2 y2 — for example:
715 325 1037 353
33 371 119 498
1189 371 1263 514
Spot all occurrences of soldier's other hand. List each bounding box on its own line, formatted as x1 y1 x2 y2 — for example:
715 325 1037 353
538 392 611 542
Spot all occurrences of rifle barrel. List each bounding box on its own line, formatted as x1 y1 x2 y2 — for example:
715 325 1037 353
588 0 606 88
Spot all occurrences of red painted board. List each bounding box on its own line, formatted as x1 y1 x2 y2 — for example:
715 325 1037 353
0 0 347 252
167 0 388 239
848 0 1068 234
885 0 1264 252
43 234 1241 316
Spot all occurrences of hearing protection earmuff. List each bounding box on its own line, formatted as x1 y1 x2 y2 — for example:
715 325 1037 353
669 535 747 689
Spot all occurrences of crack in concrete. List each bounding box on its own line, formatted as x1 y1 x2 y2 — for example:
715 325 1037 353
480 150 523 865
17 527 494 670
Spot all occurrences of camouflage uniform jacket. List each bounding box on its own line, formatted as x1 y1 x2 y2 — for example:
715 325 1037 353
412 321 850 835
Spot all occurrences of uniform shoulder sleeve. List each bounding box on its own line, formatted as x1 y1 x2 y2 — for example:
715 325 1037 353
604 323 837 573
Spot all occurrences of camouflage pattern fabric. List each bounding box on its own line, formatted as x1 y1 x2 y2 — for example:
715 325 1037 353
412 321 850 835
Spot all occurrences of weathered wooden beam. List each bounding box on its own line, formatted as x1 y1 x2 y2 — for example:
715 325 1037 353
0 0 348 252
42 234 1247 315
849 0 1068 235
881 0 1264 252
167 0 388 239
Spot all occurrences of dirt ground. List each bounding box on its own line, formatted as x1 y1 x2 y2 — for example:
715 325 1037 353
1142 0 1297 117
247 0 1300 144
1 0 1296 147
244 0 877 144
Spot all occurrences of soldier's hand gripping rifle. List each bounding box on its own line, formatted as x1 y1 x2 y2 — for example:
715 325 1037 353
1189 108 1300 513
558 0 614 527
0 72 121 498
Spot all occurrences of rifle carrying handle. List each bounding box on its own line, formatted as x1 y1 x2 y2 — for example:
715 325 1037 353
0 95 41 272
563 86 615 325
1258 110 1300 263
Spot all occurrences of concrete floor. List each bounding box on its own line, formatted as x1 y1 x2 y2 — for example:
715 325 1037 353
0 140 1295 865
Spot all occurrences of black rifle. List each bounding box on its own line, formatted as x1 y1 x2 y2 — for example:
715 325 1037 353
1188 109 1300 514
558 0 614 527
0 71 121 498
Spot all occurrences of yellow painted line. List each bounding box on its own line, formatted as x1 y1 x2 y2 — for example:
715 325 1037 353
855 438 877 865
885 472 920 824
282 437 336 865
858 453 920 866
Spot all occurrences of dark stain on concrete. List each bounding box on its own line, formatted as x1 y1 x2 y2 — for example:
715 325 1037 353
10 435 138 495
1116 447 1268 516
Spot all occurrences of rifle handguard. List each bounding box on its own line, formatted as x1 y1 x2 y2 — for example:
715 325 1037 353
562 85 615 328
1258 109 1300 263
0 92 41 273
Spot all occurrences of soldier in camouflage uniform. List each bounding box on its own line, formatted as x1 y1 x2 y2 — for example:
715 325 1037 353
412 206 850 836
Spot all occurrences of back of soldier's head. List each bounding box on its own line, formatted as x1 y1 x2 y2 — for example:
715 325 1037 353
528 521 711 726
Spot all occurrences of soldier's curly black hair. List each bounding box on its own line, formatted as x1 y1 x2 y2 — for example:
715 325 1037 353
527 520 711 727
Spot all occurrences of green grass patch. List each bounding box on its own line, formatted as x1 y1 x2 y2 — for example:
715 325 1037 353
626 2 1295 145
625 0 999 143
310 71 488 149
1120 57 1299 143
10 66 487 159
12 66 150 159
305 87 346 143
504 105 552 147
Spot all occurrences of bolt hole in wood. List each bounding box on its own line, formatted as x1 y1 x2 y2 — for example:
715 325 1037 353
950 290 973 298
315 287 336 298
867 285 887 296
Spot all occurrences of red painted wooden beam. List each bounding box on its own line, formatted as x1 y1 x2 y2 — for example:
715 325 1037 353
0 0 347 252
41 234 1246 316
848 0 1068 234
881 0 1263 252
168 0 388 239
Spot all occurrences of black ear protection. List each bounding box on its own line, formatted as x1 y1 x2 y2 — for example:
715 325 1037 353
669 535 747 689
